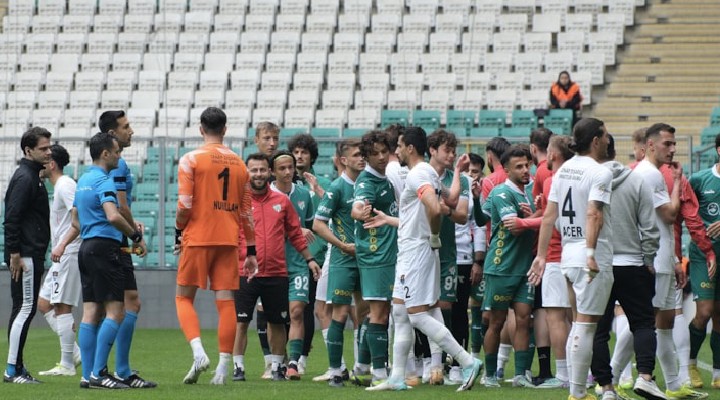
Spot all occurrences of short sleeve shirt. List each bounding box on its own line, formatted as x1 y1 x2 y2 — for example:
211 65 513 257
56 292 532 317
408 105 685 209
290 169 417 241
75 166 121 241
109 157 133 208
272 182 314 274
438 168 469 266
633 159 674 273
354 165 398 268
51 175 81 252
315 172 357 268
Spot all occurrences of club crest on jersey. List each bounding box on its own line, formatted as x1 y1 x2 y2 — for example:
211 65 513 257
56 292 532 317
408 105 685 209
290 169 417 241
273 204 282 212
297 201 305 210
708 203 719 216
400 274 405 284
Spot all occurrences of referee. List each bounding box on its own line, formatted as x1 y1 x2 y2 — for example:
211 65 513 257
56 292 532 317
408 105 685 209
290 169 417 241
4 127 52 384
74 132 146 389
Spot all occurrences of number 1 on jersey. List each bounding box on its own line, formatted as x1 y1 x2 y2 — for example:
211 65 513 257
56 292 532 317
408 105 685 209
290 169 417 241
218 167 230 201
562 187 576 224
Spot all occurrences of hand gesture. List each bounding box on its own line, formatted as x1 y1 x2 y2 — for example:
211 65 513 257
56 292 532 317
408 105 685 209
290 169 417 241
527 256 545 286
9 255 26 282
301 228 315 244
244 255 258 281
674 261 687 289
308 260 321 281
51 243 66 263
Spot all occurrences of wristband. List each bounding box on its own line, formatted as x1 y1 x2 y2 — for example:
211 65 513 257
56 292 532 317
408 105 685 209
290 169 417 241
306 257 317 265
586 248 595 258
129 230 143 244
246 245 256 256
174 228 183 245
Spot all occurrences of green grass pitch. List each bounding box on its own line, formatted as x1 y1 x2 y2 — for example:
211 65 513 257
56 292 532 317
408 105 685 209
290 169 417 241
0 327 717 400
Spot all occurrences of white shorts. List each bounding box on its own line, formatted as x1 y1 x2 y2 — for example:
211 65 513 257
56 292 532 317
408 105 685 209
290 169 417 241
39 252 81 307
393 245 440 308
315 246 332 302
542 262 571 308
562 265 613 316
675 288 683 309
653 273 676 311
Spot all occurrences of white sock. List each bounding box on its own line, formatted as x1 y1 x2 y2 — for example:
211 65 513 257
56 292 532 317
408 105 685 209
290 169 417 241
56 313 75 368
673 313 691 384
621 362 633 382
298 355 307 366
190 337 206 359
389 304 412 382
566 322 575 381
570 322 596 399
233 355 244 369
216 353 231 376
353 328 359 370
264 354 272 367
610 319 635 385
713 368 720 380
657 328 681 391
408 311 474 368
73 342 81 362
271 354 284 371
427 307 443 366
44 309 58 333
556 359 568 382
405 356 417 378
498 343 512 370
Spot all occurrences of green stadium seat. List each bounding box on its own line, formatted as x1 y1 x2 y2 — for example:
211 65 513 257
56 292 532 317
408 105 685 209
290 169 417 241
381 110 410 127
447 127 469 138
166 183 178 201
544 125 565 135
446 110 477 133
710 107 720 126
243 144 259 158
141 163 173 182
313 162 336 178
133 201 159 218
502 126 531 138
701 126 720 145
412 110 441 132
343 128 369 138
318 146 336 157
545 109 573 135
469 127 501 139
511 110 538 129
311 128 341 138
281 128 306 138
478 110 506 129
135 182 161 202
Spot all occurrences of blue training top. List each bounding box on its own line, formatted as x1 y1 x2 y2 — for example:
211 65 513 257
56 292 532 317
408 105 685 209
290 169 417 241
109 157 133 208
75 165 121 241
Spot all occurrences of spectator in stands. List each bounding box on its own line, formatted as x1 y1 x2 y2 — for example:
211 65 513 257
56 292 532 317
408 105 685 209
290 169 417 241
549 71 583 127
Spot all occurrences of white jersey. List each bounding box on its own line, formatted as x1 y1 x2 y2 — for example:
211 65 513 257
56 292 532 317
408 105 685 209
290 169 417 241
398 162 440 251
386 160 408 203
549 155 613 270
455 174 476 264
51 175 81 253
633 159 675 273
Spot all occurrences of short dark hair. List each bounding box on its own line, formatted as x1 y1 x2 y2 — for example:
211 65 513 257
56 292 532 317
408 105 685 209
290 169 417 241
645 123 675 141
427 129 458 151
385 124 405 152
632 127 647 144
399 126 428 157
485 136 511 160
337 138 361 157
98 110 125 133
246 152 270 167
200 107 226 135
530 127 554 152
500 144 532 167
360 130 391 159
468 152 485 170
549 135 574 162
570 118 605 154
270 150 296 171
715 133 720 149
256 121 279 137
21 127 52 153
89 132 117 161
287 133 319 165
606 134 616 160
50 144 70 169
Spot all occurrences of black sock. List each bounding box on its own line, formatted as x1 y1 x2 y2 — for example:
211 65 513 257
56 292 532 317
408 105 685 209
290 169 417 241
414 329 431 358
537 346 552 378
301 302 315 356
257 310 270 355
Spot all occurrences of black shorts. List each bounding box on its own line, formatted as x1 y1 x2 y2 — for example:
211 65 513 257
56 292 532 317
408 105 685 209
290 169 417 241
118 252 137 291
79 238 124 303
234 276 289 324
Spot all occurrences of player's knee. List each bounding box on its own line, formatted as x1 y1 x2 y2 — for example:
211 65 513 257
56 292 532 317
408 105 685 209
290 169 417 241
290 306 304 322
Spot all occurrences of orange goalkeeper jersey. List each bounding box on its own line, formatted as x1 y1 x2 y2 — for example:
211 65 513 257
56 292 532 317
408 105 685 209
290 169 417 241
176 143 254 246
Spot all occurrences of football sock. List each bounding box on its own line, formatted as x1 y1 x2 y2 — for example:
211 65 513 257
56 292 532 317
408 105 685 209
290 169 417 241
515 349 533 377
56 313 76 369
689 321 706 360
357 317 371 367
485 353 498 377
216 353 230 377
115 310 137 379
408 311 473 368
78 322 98 380
176 295 200 342
216 299 236 354
537 346 552 378
233 355 244 369
389 304 412 381
569 322 596 399
327 319 345 369
556 359 569 382
302 303 314 357
288 339 303 363
470 306 483 355
367 323 389 371
43 309 57 333
657 328 681 391
711 330 720 369
673 313 690 384
93 318 120 377
257 310 270 356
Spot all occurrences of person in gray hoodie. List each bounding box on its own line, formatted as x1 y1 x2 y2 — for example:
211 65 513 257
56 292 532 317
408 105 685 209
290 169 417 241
590 135 666 400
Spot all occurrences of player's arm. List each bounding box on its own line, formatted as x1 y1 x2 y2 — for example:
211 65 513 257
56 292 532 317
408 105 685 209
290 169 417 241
473 196 489 226
656 164 681 224
637 181 660 268
238 172 256 247
175 155 194 230
419 183 443 234
51 207 81 263
442 196 468 224
351 200 373 222
313 218 353 254
104 200 139 238
116 190 135 228
536 200 558 259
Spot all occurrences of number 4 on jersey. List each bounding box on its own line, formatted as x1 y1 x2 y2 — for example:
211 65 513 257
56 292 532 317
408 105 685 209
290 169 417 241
561 187 576 224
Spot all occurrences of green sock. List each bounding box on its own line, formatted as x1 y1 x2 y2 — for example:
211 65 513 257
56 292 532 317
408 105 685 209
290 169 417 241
470 306 483 353
527 325 536 372
689 322 707 360
288 339 303 363
357 317 371 366
485 353 498 377
515 349 533 377
327 319 345 369
711 330 720 369
367 323 389 370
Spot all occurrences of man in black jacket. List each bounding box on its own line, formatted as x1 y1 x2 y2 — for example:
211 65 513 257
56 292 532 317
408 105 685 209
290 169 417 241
4 127 52 384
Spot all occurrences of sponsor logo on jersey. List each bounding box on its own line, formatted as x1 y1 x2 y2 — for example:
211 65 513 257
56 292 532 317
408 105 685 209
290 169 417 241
704 190 715 194
709 203 719 216
380 190 387 197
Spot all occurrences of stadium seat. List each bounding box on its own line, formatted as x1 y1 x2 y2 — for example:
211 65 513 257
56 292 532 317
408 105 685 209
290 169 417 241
470 127 501 139
381 110 410 128
412 110 441 132
545 109 574 136
502 126 531 138
478 110 506 129
511 110 538 129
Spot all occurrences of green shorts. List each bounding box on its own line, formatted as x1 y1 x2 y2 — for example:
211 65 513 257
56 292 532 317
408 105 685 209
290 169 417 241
359 265 394 301
327 266 359 305
482 274 535 311
471 277 486 304
440 262 458 302
689 243 720 302
288 269 310 303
